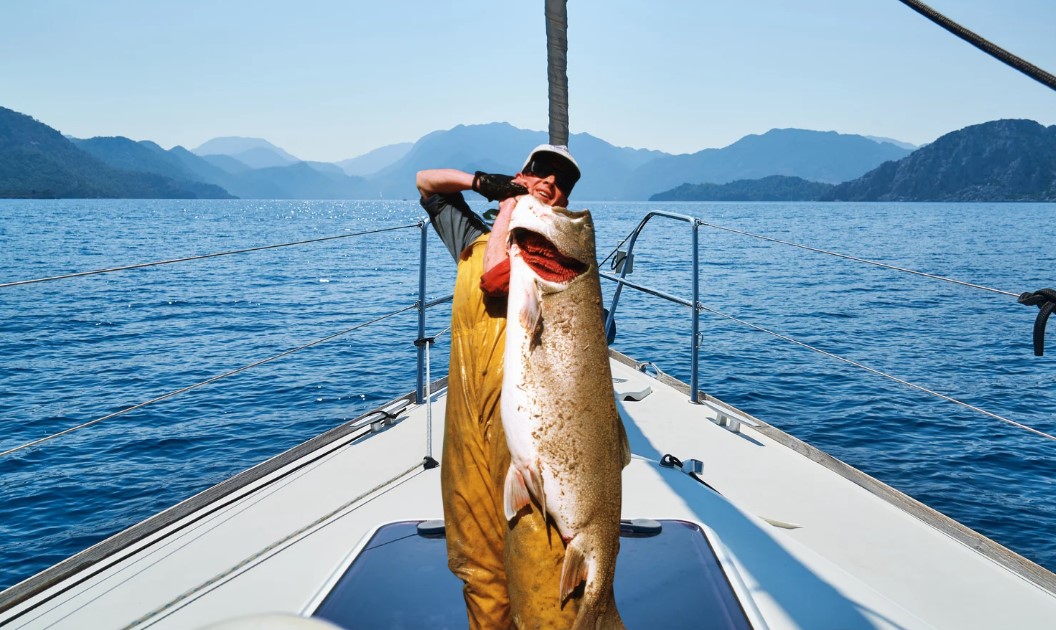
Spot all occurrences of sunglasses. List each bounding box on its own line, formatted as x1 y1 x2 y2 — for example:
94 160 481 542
523 157 579 192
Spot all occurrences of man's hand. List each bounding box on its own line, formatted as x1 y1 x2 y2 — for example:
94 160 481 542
483 195 519 273
472 171 529 202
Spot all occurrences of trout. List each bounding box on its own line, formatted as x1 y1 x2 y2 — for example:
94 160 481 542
501 195 631 629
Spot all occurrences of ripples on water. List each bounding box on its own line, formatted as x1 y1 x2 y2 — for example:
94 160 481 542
1 199 1054 590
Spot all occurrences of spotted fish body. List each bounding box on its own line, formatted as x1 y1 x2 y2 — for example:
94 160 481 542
501 196 630 629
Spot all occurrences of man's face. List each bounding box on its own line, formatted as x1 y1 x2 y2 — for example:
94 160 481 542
514 172 569 206
513 155 576 206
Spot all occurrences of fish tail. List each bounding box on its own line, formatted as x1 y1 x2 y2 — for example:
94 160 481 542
563 534 625 629
570 596 626 630
559 535 590 603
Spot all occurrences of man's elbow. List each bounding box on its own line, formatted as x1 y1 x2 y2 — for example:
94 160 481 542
416 170 434 199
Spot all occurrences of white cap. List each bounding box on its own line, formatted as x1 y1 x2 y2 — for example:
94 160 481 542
521 144 581 189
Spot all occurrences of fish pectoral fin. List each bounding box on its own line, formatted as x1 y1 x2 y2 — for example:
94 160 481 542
519 280 543 348
528 461 547 525
504 465 532 521
559 536 590 602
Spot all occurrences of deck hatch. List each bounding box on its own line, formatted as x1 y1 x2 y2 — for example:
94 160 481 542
310 519 752 628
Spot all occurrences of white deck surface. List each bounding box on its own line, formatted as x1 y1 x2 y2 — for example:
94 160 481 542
3 358 1056 629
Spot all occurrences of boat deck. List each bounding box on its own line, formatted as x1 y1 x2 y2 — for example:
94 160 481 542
2 354 1055 629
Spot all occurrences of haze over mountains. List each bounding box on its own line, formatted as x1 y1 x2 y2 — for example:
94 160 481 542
194 137 301 169
2 104 1054 201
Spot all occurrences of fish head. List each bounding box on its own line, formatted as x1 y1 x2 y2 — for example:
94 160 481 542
507 195 596 289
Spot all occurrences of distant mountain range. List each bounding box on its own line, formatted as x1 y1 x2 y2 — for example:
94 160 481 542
193 137 301 169
0 108 232 199
653 120 1056 202
623 128 911 199
651 176 834 202
824 119 1056 202
2 105 1053 202
863 136 918 151
336 142 413 176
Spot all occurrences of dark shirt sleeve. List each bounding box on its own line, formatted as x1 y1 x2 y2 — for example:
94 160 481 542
420 192 491 261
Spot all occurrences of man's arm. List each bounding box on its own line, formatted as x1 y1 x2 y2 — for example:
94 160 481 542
483 196 517 274
418 169 530 202
417 169 474 199
417 169 529 273
418 168 503 263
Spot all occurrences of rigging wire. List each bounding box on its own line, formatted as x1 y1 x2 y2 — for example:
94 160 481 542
0 304 418 460
694 219 1021 298
897 0 1056 93
695 302 1056 443
16 415 371 628
597 220 1054 441
601 218 1020 298
0 223 420 290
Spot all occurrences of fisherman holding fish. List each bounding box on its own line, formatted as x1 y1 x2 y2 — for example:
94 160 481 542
417 145 628 629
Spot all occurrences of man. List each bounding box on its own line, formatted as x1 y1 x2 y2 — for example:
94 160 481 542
416 144 582 629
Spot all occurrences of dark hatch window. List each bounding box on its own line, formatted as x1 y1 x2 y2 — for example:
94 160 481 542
312 519 752 629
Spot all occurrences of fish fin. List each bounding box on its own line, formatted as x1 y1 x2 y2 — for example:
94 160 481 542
528 460 547 526
560 536 590 602
519 280 543 349
504 465 532 521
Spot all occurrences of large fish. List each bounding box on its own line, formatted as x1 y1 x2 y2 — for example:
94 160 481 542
501 195 631 629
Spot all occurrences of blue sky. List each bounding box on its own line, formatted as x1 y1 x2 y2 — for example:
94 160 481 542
3 0 1054 161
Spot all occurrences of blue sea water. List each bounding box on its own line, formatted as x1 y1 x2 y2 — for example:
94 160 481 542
1 199 1055 591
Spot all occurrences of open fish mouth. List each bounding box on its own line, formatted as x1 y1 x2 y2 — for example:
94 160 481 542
511 228 588 284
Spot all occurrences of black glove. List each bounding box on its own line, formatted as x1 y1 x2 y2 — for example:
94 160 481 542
472 171 528 202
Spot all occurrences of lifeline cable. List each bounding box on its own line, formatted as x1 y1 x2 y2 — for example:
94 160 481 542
695 301 1056 443
602 218 1021 298
696 220 1020 298
12 416 373 628
686 219 1054 353
597 223 1055 440
0 223 419 289
0 304 418 459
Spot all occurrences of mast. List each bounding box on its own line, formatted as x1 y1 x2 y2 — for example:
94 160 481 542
544 0 570 146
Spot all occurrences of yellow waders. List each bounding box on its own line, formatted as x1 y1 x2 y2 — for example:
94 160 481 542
442 234 579 629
